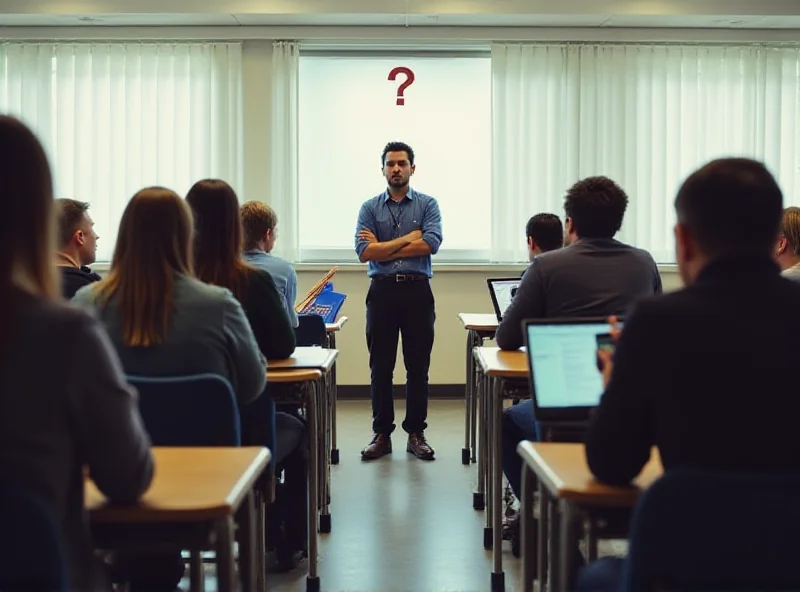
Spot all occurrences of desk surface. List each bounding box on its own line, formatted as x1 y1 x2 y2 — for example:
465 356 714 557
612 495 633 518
267 368 323 383
458 313 499 332
267 346 338 372
86 447 270 523
473 346 528 378
325 316 348 332
518 442 663 508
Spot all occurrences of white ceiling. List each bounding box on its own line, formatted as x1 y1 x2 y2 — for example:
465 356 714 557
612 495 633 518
2 0 800 28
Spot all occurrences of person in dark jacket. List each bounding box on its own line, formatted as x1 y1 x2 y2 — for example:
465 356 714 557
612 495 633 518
54 199 101 298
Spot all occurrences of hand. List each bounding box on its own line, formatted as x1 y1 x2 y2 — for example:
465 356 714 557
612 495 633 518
358 229 378 243
597 315 622 388
405 229 423 241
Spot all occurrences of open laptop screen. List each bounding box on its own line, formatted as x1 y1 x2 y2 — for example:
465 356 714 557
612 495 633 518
487 278 521 321
524 319 621 419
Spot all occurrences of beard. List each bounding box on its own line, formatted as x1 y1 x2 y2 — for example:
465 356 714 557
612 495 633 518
388 175 408 188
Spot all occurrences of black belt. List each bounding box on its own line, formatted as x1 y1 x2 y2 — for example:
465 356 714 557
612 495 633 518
372 274 429 283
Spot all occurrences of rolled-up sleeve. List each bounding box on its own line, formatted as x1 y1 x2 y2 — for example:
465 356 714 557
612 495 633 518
421 198 443 254
355 202 376 259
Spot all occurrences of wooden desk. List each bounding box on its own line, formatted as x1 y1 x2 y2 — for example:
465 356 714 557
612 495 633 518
457 313 500 468
323 318 347 465
267 346 337 372
517 442 663 592
87 447 270 592
472 345 530 590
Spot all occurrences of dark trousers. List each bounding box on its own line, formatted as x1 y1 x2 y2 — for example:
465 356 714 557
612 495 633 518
366 277 435 435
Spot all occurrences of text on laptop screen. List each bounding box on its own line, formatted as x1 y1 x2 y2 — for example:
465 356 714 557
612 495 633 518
526 322 612 408
491 280 520 317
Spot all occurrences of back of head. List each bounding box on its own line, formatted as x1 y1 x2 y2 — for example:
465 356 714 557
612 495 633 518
526 213 563 252
564 176 628 239
241 201 277 251
55 199 90 251
780 206 800 256
186 179 249 298
0 115 57 300
96 187 193 346
675 158 783 259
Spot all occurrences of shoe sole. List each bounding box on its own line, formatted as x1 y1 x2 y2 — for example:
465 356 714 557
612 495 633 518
406 446 435 460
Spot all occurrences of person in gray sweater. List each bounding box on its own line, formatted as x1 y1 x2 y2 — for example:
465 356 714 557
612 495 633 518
72 186 266 591
0 115 154 591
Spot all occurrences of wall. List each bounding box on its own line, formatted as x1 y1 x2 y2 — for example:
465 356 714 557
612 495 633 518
297 266 684 385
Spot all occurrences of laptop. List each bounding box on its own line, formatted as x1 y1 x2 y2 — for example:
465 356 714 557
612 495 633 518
487 278 522 321
522 317 623 423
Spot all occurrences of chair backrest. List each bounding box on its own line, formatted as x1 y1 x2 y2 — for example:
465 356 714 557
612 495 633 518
0 482 67 591
295 313 327 347
128 373 241 446
622 468 800 591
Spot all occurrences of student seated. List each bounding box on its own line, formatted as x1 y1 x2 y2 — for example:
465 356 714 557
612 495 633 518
73 186 266 591
54 198 101 298
525 212 564 260
499 177 661 544
578 158 800 591
241 200 300 327
0 115 154 591
186 179 307 571
775 206 800 281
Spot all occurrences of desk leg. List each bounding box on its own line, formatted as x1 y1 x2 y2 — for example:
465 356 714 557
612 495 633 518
470 334 482 463
189 552 204 592
306 381 321 592
558 500 577 592
328 332 340 465
491 376 505 591
255 491 267 592
482 371 492 541
521 463 537 592
462 330 474 465
585 515 598 562
238 490 256 592
538 484 549 592
214 516 235 592
549 495 562 592
475 367 486 511
319 375 332 534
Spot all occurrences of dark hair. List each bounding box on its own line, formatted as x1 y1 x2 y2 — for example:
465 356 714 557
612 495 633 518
526 213 563 252
186 179 252 300
55 199 90 248
95 187 194 346
382 141 415 166
564 176 628 239
675 158 783 257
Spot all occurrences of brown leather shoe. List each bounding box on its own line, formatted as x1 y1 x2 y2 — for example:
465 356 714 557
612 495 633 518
407 432 435 460
361 433 392 460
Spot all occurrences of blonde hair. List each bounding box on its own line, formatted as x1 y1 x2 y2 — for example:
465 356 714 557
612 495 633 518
94 187 194 346
781 207 800 256
0 115 58 300
241 201 278 251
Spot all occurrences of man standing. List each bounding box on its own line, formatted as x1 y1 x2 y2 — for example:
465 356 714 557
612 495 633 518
525 212 563 259
55 199 100 299
774 206 800 282
354 141 443 461
241 201 299 327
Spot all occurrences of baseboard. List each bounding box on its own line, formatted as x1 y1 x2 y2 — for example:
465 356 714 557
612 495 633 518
338 384 465 400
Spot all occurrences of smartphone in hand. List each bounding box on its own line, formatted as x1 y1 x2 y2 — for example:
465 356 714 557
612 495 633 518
595 332 615 371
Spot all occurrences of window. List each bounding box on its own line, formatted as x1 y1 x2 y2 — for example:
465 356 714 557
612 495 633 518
0 42 241 262
298 53 492 262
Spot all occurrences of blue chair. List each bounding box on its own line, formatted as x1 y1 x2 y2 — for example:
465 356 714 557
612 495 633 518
0 482 67 591
295 314 327 347
620 468 800 591
127 374 241 446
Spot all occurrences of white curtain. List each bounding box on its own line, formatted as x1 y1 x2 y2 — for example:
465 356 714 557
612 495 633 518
0 42 242 262
269 41 300 261
492 43 800 264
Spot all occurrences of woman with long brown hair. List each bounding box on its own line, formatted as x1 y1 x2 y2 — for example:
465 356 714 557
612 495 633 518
0 115 154 591
186 179 295 359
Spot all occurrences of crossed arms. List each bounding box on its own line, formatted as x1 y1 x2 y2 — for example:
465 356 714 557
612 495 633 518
357 229 432 262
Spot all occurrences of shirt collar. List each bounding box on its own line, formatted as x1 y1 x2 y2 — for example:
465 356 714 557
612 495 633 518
383 187 415 202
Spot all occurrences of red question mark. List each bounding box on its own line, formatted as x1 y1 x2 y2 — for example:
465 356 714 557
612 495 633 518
388 67 415 106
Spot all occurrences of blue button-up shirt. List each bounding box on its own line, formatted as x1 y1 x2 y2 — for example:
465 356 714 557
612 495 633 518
242 249 299 327
354 187 443 278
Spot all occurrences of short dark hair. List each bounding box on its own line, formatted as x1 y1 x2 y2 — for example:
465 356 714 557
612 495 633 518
526 213 563 252
382 141 414 166
675 158 783 258
55 198 90 248
563 177 628 239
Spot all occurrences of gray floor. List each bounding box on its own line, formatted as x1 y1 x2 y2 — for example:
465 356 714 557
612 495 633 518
266 399 523 592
